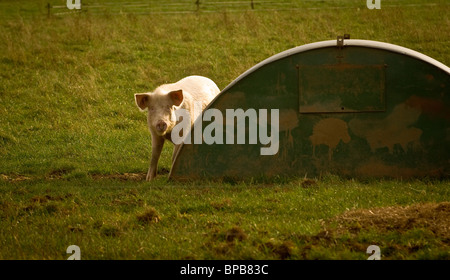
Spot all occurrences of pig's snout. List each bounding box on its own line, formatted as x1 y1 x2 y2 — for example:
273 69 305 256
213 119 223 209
156 120 168 133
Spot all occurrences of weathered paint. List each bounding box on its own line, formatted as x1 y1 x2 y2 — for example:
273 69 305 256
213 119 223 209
170 39 450 180
310 118 351 161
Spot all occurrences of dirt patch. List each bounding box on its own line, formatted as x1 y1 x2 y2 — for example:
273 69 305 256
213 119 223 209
136 207 161 224
91 169 169 181
91 173 147 181
329 202 450 238
210 199 232 210
263 239 295 259
225 226 248 242
2 172 156 182
30 194 73 203
47 168 73 179
291 202 450 259
0 174 32 182
205 225 248 256
301 178 318 188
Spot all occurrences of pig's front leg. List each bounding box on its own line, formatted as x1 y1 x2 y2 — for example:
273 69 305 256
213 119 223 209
147 133 165 181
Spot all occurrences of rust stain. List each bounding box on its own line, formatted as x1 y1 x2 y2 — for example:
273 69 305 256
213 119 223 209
278 109 299 132
310 118 350 161
278 109 299 150
425 74 434 81
300 98 343 113
275 73 287 96
218 91 246 109
349 103 423 154
405 95 449 120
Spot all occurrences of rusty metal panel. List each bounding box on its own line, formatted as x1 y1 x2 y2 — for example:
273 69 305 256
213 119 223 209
299 64 386 113
170 39 450 180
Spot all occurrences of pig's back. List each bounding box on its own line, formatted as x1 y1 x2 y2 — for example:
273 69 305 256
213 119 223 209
174 76 220 104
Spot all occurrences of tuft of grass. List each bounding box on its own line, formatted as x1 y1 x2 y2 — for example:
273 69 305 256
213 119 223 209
263 239 295 260
100 224 122 238
136 207 161 224
225 226 248 243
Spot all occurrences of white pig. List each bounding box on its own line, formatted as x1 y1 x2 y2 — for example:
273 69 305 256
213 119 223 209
135 75 220 181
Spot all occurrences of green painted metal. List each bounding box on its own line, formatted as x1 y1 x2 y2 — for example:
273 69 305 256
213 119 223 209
170 39 450 180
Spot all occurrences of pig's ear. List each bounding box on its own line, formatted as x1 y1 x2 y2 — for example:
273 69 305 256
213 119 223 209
135 93 150 111
169 90 183 106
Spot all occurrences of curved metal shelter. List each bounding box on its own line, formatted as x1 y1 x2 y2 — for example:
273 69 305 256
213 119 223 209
170 38 450 180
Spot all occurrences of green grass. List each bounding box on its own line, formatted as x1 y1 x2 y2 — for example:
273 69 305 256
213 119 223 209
0 0 449 259
1 176 449 260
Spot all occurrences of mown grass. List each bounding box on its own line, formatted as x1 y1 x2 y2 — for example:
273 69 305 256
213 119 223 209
0 0 449 259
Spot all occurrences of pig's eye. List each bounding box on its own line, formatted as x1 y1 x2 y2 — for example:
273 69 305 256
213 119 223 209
149 107 155 111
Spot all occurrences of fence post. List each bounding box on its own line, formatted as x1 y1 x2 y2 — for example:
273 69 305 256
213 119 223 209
195 0 201 12
251 0 254 9
47 3 51 18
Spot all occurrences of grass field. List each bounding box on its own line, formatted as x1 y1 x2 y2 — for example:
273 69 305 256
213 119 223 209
0 0 449 260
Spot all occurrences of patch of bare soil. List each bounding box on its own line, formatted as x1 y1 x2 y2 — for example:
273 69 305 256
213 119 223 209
329 202 450 238
91 173 147 181
136 207 161 224
91 169 169 181
0 174 32 182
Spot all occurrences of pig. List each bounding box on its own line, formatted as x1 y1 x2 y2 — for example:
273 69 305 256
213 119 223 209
135 75 220 181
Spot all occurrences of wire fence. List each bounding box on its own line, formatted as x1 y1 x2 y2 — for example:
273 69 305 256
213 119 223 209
47 1 449 17
48 0 298 16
